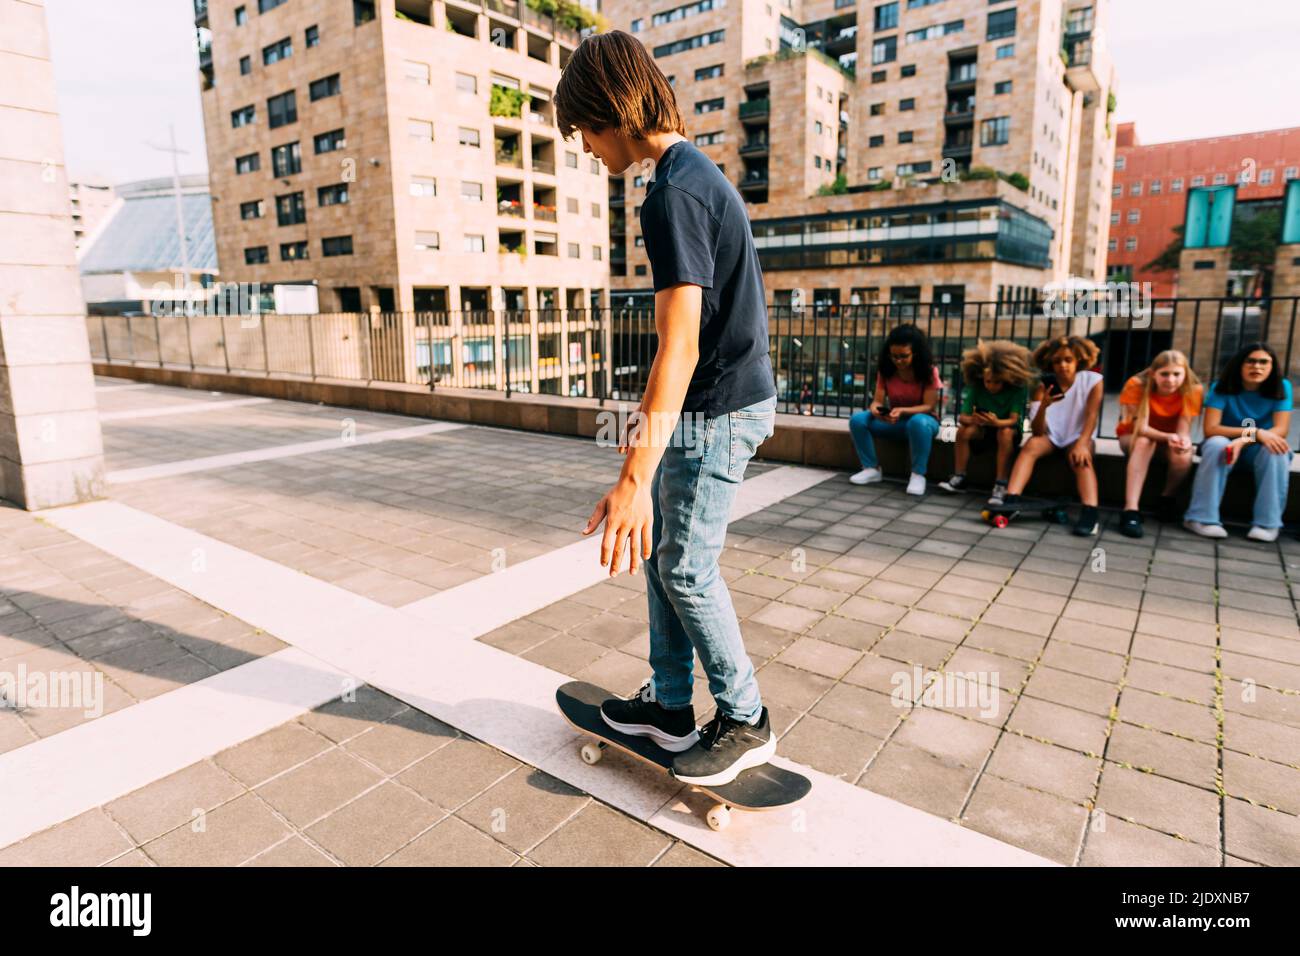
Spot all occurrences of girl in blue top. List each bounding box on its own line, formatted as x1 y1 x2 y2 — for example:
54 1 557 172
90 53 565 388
1184 343 1293 541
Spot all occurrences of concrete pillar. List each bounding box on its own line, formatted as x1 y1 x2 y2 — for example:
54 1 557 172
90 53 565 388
0 0 105 510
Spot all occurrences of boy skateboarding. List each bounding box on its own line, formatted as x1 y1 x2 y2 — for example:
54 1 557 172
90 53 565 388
557 31 778 787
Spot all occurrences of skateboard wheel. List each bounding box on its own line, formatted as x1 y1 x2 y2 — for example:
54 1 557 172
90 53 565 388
993 515 1009 529
580 742 603 765
706 804 731 832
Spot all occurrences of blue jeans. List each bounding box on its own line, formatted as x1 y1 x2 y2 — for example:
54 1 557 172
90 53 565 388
643 396 775 723
1184 436 1292 528
849 411 940 475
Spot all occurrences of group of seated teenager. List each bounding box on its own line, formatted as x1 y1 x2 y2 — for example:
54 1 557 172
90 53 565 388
845 323 1295 541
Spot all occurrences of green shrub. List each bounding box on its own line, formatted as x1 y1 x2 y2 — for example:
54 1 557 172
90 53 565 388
490 84 528 118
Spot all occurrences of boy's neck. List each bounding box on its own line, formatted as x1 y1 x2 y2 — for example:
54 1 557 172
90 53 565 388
630 131 688 169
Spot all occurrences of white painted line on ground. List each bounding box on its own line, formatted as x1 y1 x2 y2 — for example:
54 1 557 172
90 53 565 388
35 499 1053 865
0 648 352 850
400 465 837 636
99 397 273 422
95 383 154 393
106 421 466 484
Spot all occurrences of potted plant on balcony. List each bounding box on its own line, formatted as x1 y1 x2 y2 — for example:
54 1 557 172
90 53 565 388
490 84 527 119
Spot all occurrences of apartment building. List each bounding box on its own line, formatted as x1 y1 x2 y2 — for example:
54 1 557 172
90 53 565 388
1108 122 1300 297
195 0 609 321
68 182 117 253
602 0 1117 307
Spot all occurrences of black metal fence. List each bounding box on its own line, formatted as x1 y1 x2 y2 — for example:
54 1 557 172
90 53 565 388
88 295 1300 441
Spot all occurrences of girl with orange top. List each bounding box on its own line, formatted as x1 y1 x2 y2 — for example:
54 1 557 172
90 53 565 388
1115 350 1203 538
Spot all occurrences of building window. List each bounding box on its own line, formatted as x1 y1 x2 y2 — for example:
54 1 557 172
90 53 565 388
566 151 579 168
456 72 477 93
590 158 600 174
354 1 376 24
814 156 822 170
314 128 346 153
995 43 1014 59
871 36 897 64
568 242 581 258
994 80 1012 94
464 234 485 253
695 131 723 146
410 176 436 197
869 134 884 147
460 182 483 201
898 130 913 143
868 166 883 180
871 69 887 83
1286 167 1299 180
1171 178 1184 192
458 127 480 147
695 64 723 80
986 8 1015 40
1114 155 1126 171
897 161 932 176
1108 238 1118 252
271 141 301 176
899 97 915 111
980 116 1009 146
1260 168 1275 185
262 37 292 65
318 183 349 206
901 64 916 77
1125 237 1137 251
870 102 884 116
235 152 260 174
631 18 643 32
235 6 247 26
874 2 898 31
1110 211 1120 225
593 246 603 261
1191 175 1205 186
408 119 433 141
239 56 251 75
695 97 725 114
239 200 264 220
1128 210 1140 223
591 202 600 217
1213 173 1227 185
275 192 306 225
566 197 579 213
404 60 430 84
653 29 724 57
906 20 963 43
280 241 309 261
305 25 320 47
231 104 256 128
1112 185 1122 197
244 246 268 264
1150 179 1161 194
322 235 353 257
414 231 440 251
1131 181 1143 195
633 175 645 187
309 74 341 101
258 0 288 12
267 90 296 128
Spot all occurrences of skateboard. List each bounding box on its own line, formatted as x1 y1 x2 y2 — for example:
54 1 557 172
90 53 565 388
555 681 811 831
980 499 1071 529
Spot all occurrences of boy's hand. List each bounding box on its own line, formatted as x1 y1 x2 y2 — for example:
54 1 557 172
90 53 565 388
973 411 996 427
583 475 654 576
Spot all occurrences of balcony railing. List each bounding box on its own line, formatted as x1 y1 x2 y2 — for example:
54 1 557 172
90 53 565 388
495 148 523 168
532 157 555 174
948 64 977 85
498 199 526 217
739 99 770 120
739 138 770 155
485 0 520 17
528 110 554 127
533 203 557 221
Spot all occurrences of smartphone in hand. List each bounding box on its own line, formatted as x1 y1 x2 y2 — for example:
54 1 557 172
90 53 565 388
1039 373 1060 397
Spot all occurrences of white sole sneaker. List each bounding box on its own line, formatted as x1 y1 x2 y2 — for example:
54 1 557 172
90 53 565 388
599 713 700 752
849 468 882 485
1183 519 1228 539
1247 526 1280 542
672 734 777 787
906 474 926 496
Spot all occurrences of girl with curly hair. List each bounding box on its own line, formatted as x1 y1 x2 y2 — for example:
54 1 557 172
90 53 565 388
938 340 1033 505
1114 350 1202 538
999 335 1104 535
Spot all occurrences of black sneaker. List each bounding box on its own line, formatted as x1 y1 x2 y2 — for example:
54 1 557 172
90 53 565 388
1156 494 1179 524
937 473 967 493
671 707 776 786
1119 509 1144 538
600 681 699 753
988 481 1009 507
1072 505 1099 536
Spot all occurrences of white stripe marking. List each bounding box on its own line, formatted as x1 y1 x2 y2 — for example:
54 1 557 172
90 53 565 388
34 499 1052 866
400 465 837 635
99 397 273 421
106 421 466 484
95 383 154 393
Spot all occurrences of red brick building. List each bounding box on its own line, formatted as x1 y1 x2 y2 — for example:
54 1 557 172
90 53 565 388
1107 122 1300 296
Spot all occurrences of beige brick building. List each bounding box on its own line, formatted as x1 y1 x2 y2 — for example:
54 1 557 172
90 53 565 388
195 0 610 319
602 0 1117 308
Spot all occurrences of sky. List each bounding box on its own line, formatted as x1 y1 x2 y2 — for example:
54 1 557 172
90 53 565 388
43 0 1300 186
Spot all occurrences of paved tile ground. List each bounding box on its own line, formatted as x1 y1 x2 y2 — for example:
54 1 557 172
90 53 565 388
4 377 1296 866
0 685 720 867
0 505 286 749
483 476 1300 867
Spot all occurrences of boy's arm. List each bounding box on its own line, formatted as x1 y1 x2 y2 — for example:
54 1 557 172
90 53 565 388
583 283 701 576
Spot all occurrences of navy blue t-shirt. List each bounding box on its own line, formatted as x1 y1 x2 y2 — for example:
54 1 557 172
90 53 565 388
639 140 776 418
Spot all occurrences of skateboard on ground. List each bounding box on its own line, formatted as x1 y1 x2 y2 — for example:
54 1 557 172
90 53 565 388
980 497 1071 529
555 680 811 831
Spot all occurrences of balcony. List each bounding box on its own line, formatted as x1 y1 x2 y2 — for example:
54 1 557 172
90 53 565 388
198 42 213 70
495 147 523 169
531 157 555 175
942 141 973 160
945 107 975 125
527 110 554 128
485 0 520 17
533 203 557 222
1063 38 1100 92
739 171 769 190
498 199 526 218
739 99 770 122
739 137 770 157
608 192 625 207
947 64 977 89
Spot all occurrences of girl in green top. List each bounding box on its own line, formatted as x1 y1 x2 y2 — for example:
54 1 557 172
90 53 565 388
938 340 1032 505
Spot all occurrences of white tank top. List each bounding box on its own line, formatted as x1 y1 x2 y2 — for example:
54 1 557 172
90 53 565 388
1044 369 1102 447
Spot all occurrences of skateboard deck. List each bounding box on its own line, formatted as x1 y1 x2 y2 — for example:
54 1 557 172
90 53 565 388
556 680 811 831
981 499 1070 529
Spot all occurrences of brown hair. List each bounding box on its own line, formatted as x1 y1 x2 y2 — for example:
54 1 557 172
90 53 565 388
960 340 1033 389
1133 350 1200 429
1032 335 1100 372
554 31 685 141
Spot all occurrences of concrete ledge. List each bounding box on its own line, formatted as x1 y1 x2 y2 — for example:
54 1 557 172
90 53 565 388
93 362 1299 523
